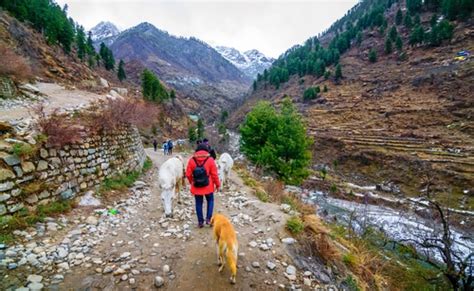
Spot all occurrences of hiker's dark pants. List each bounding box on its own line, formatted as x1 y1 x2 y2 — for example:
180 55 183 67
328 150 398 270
153 145 157 151
168 147 173 155
194 193 214 224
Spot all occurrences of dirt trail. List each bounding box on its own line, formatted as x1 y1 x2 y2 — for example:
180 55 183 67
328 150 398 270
0 82 107 121
51 148 301 290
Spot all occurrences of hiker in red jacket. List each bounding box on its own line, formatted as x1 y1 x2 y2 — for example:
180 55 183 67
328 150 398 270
186 144 220 228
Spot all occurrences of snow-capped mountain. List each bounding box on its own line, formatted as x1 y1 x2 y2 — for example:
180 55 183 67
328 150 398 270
90 21 120 42
215 46 274 79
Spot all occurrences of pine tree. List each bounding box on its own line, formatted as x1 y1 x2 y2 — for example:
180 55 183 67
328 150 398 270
170 89 176 100
369 49 377 63
396 35 403 51
356 31 363 46
407 0 423 13
117 60 126 82
385 37 393 54
197 119 205 139
141 69 169 103
389 26 398 41
409 25 425 45
335 64 342 81
395 9 403 25
86 31 95 56
76 25 87 61
253 80 257 91
404 14 413 30
323 85 328 92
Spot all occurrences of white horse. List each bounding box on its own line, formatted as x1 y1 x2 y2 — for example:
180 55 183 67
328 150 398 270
158 155 185 217
217 153 234 189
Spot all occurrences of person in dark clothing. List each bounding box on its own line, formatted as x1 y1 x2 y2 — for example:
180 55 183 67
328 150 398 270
153 139 158 152
203 138 217 160
167 140 173 155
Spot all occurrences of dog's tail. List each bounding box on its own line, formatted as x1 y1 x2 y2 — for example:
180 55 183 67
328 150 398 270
226 242 238 283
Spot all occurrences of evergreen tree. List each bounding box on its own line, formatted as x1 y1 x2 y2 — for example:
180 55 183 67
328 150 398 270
409 25 425 45
324 70 331 80
117 59 126 82
76 25 87 60
188 126 197 143
414 14 421 25
369 48 378 63
385 37 393 54
335 64 342 81
389 26 398 41
407 0 423 13
240 99 312 184
395 9 403 25
356 31 363 46
323 85 328 92
303 87 320 101
197 118 205 139
396 35 403 51
253 80 257 91
141 69 169 103
170 89 176 100
404 14 413 29
86 31 95 56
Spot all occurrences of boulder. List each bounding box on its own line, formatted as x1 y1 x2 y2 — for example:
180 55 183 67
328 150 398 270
99 78 109 88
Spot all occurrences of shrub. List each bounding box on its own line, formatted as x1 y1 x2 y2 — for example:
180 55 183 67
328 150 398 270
369 49 377 63
34 105 83 148
0 45 32 81
12 143 36 158
330 183 338 193
240 99 313 185
303 87 320 101
102 171 140 191
343 252 357 267
255 190 269 202
142 156 153 172
286 216 304 234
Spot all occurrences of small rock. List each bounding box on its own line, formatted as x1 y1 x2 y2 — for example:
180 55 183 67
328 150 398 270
281 237 296 245
129 278 136 285
266 261 276 270
249 241 258 248
304 278 311 286
103 265 114 274
27 274 43 283
113 268 126 276
286 265 296 276
121 274 128 281
251 261 260 268
27 282 44 291
154 276 165 287
163 265 170 273
86 216 98 226
304 271 312 277
120 252 131 259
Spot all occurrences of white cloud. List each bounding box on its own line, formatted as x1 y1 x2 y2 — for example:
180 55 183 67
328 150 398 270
56 0 358 58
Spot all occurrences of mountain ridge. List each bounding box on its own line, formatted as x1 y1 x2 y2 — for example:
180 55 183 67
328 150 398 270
215 46 274 79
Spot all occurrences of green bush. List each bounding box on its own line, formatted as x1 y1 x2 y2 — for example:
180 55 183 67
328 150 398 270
102 171 140 191
239 99 313 185
142 156 153 172
12 143 36 158
286 216 304 234
303 87 320 101
369 49 377 63
255 191 269 202
343 252 357 267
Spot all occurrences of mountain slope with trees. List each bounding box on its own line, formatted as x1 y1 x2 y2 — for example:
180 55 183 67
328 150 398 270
232 0 474 212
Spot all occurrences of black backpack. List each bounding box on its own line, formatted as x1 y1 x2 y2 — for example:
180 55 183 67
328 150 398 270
192 157 209 187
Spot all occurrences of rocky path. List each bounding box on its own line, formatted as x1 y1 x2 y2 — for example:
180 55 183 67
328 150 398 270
1 149 317 290
0 82 108 122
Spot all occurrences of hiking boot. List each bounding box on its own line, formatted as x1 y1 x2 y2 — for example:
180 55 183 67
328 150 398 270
198 223 204 228
206 219 212 226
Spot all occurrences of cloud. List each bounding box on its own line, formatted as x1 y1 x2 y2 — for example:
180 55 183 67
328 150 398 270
57 0 358 58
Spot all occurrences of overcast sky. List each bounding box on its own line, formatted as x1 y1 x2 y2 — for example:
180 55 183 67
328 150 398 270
56 0 359 58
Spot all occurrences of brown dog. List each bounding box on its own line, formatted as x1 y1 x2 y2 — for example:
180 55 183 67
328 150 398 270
211 213 238 284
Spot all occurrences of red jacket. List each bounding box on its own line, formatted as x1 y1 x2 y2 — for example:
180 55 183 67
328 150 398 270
186 150 220 195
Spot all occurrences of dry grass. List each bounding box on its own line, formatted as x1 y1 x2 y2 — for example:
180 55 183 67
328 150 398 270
302 214 341 264
0 44 32 81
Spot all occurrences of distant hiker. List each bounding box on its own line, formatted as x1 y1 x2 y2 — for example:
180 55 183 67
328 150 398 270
196 139 203 146
186 144 220 228
203 138 217 160
163 141 168 155
168 140 174 155
153 139 158 152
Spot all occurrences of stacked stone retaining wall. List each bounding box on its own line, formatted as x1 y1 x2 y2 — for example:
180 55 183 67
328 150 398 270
0 126 146 217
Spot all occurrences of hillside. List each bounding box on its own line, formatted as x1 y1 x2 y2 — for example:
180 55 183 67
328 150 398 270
100 22 251 119
232 0 474 211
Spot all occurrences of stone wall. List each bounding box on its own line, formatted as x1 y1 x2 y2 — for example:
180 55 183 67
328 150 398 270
0 126 146 217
